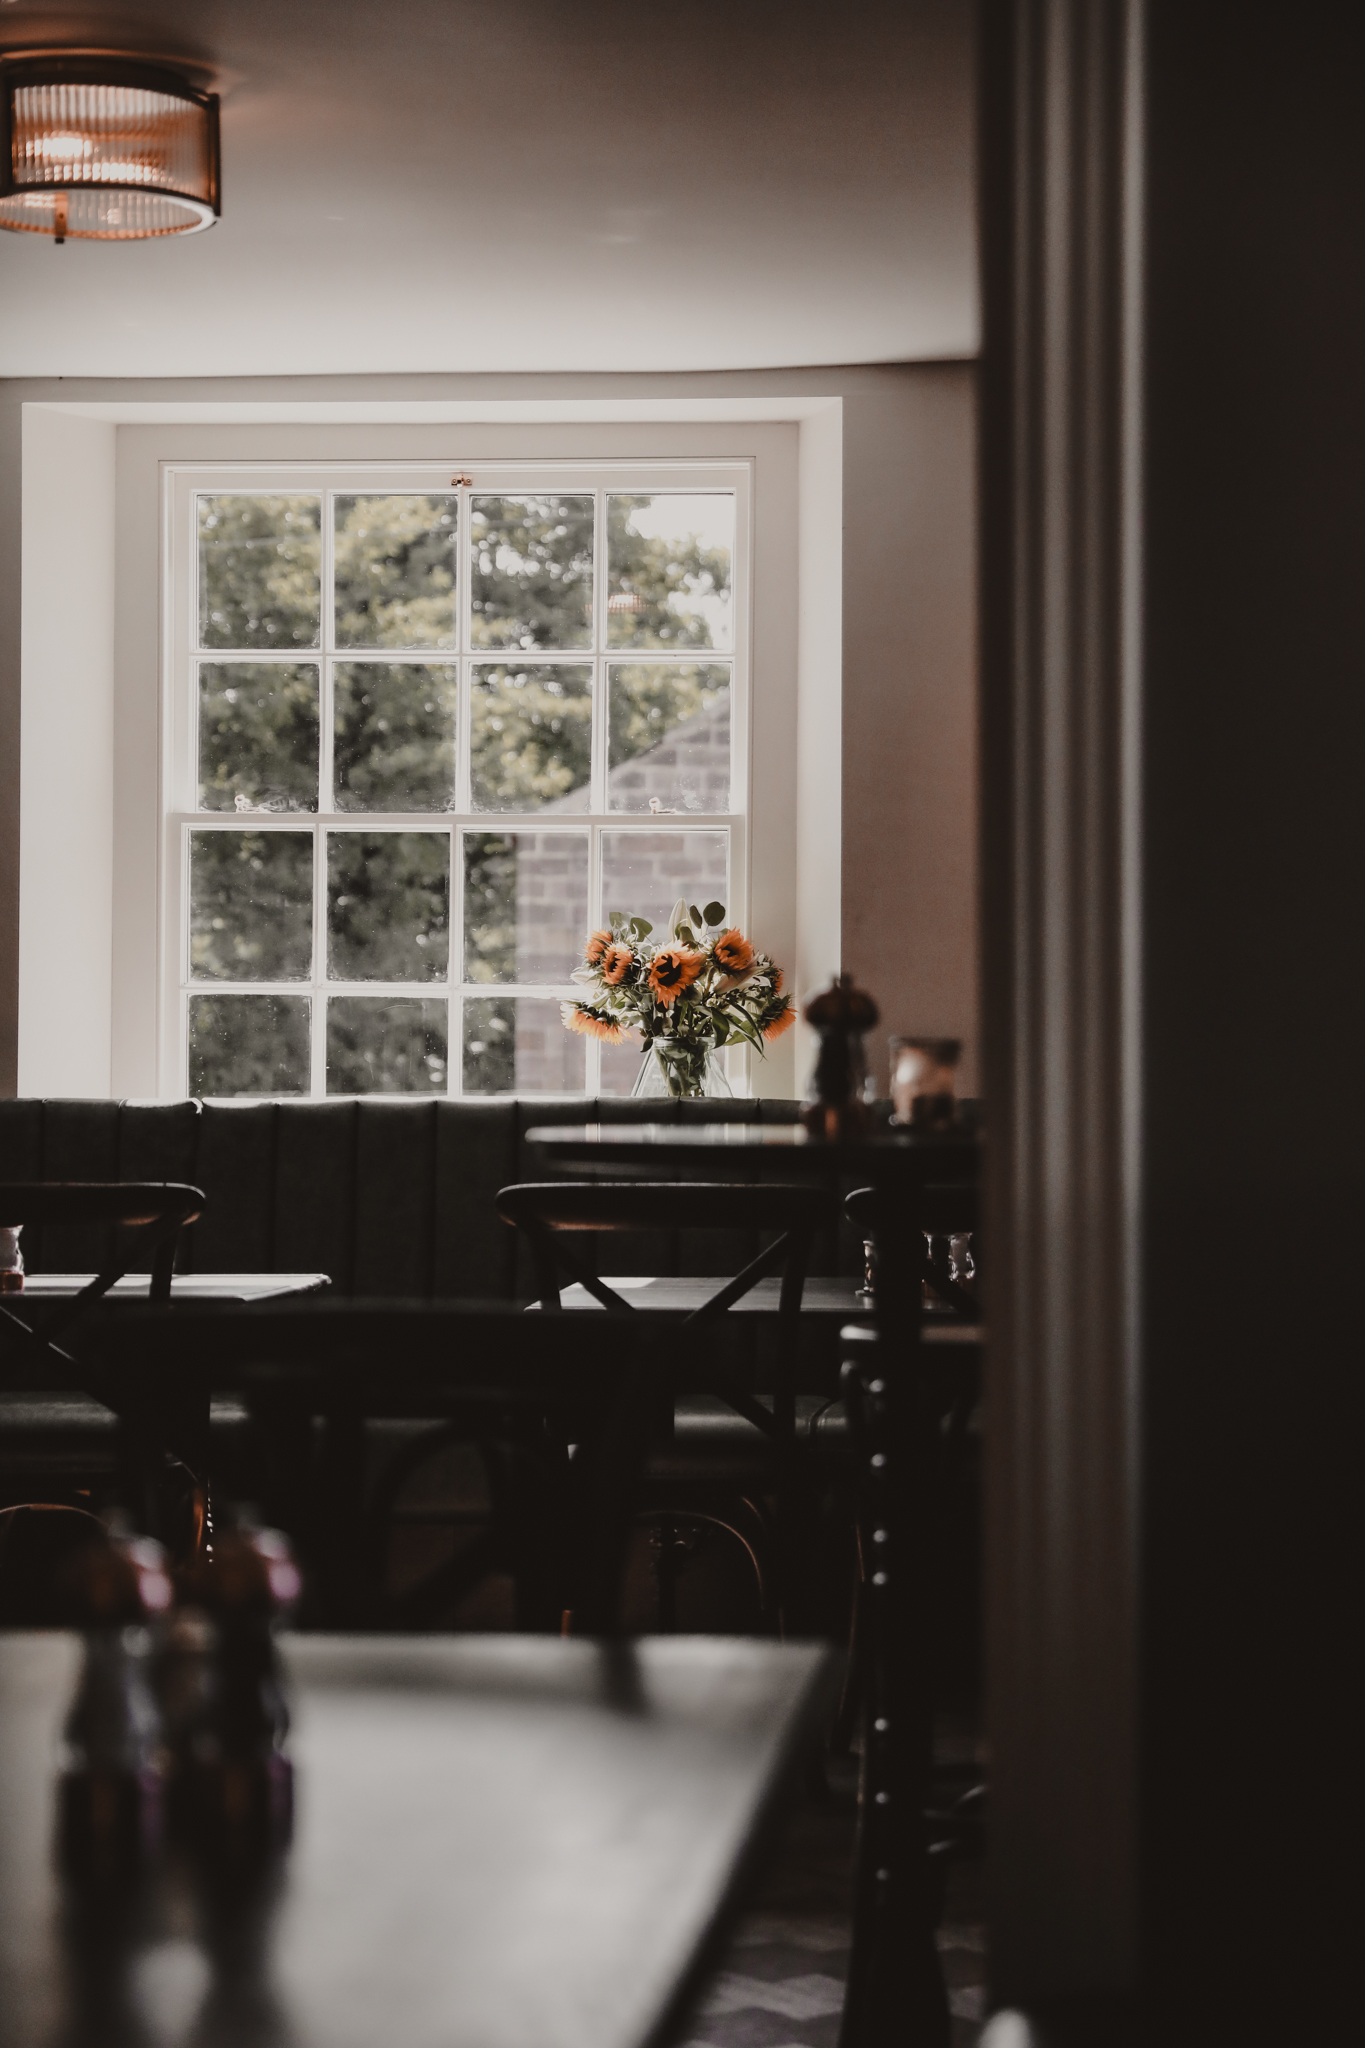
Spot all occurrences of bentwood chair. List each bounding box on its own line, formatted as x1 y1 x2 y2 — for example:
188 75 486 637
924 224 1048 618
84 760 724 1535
84 1300 662 1634
496 1181 841 1630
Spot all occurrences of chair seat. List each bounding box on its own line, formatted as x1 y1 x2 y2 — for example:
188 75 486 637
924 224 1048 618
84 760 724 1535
0 1393 117 1475
0 1393 251 1478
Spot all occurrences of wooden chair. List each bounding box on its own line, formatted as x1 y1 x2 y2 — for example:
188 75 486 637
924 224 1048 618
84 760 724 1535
496 1181 840 1631
0 1182 206 1542
83 1300 662 1635
0 1182 205 1366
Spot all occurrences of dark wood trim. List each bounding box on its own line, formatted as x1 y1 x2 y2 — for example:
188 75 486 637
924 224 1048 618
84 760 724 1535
979 0 1144 2008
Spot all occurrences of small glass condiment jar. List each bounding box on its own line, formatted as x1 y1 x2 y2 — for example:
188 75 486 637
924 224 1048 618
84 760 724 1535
0 1224 23 1294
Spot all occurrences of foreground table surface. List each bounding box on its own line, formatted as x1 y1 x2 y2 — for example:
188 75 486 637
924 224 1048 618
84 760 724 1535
15 1273 331 1302
0 1632 837 2048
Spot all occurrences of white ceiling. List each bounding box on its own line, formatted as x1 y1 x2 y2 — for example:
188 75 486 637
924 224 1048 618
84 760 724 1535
0 0 976 380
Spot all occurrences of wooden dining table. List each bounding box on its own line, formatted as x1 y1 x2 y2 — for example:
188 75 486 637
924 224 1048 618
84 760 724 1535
526 1120 982 2048
0 1630 839 2048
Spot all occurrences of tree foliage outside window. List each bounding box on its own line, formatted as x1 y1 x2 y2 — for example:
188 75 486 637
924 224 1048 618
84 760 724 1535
470 495 594 649
470 664 593 811
198 496 321 650
198 662 320 813
334 494 459 648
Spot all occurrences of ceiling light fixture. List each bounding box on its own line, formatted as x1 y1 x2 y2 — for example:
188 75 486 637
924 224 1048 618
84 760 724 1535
0 50 219 244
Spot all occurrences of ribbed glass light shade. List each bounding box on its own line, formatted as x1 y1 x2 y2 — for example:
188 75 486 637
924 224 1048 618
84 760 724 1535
0 58 219 241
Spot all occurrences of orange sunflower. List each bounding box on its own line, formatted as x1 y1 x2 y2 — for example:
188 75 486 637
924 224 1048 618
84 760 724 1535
561 1002 629 1043
647 947 704 1007
763 998 796 1041
601 943 634 986
584 929 613 967
712 929 755 977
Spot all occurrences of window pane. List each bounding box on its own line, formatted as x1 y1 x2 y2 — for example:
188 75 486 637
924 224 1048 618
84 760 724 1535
599 830 729 940
470 495 594 650
607 664 730 813
198 662 319 813
333 662 457 813
334 494 459 648
188 993 310 1097
189 831 313 981
328 832 449 982
198 495 321 650
599 1031 645 1097
470 664 593 813
606 494 733 651
462 832 588 985
327 997 448 1094
462 997 586 1094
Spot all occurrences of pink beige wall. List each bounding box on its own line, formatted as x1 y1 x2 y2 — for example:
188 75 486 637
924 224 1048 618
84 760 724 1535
841 366 978 1095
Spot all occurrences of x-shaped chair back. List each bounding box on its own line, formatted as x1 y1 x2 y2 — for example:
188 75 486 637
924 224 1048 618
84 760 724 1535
0 1182 205 1387
495 1181 838 1445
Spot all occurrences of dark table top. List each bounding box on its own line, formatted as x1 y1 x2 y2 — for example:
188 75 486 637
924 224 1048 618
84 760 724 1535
0 1631 838 2048
550 1275 983 1342
13 1274 331 1304
524 1122 979 1173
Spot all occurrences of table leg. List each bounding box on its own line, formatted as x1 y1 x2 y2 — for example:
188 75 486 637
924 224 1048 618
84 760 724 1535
837 1238 951 2048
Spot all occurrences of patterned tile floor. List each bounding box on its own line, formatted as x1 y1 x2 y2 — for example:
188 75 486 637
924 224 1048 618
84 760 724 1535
674 1747 986 2048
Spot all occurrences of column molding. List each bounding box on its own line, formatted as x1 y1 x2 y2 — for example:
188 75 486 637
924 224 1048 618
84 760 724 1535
979 0 1144 2008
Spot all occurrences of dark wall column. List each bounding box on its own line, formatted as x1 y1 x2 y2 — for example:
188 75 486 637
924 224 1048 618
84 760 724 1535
979 0 1143 2017
1140 2 1362 2038
981 1 1362 2040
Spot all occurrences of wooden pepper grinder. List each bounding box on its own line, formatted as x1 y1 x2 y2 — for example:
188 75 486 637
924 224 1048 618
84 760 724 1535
801 974 880 1140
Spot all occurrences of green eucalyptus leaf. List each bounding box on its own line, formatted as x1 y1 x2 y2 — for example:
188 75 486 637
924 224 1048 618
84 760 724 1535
688 904 703 927
703 901 726 928
631 917 653 938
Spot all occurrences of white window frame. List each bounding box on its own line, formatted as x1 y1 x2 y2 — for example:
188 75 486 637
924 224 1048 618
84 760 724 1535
159 457 753 1099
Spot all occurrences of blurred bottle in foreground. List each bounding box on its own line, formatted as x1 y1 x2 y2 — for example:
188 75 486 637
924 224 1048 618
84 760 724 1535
58 1526 175 1881
172 1516 300 1865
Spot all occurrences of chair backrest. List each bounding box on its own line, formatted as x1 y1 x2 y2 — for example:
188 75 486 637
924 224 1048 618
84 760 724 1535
0 1097 813 1298
0 1182 206 1367
496 1181 838 1313
496 1182 839 1444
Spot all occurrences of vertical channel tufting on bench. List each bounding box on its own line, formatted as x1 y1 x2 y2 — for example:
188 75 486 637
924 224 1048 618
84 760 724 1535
0 1100 46 1268
190 1103 279 1274
352 1101 439 1297
39 1102 123 1273
274 1100 358 1293
434 1100 519 1300
117 1102 203 1269
1 1095 818 1292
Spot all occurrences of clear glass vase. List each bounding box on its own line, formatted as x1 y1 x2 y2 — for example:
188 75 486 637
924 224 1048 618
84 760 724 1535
631 1035 732 1101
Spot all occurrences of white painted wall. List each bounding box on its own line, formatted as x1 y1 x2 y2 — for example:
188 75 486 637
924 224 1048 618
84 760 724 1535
3 370 975 1103
18 408 117 1096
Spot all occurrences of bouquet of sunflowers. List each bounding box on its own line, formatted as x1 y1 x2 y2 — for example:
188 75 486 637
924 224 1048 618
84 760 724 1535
561 898 795 1098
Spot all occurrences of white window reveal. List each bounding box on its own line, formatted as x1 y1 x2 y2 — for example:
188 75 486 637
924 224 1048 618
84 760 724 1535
161 463 751 1098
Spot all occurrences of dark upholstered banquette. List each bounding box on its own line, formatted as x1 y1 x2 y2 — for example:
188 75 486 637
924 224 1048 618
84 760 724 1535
0 1094 853 1298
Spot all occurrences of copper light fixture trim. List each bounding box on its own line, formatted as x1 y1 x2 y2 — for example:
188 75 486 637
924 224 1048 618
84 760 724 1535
0 49 220 243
